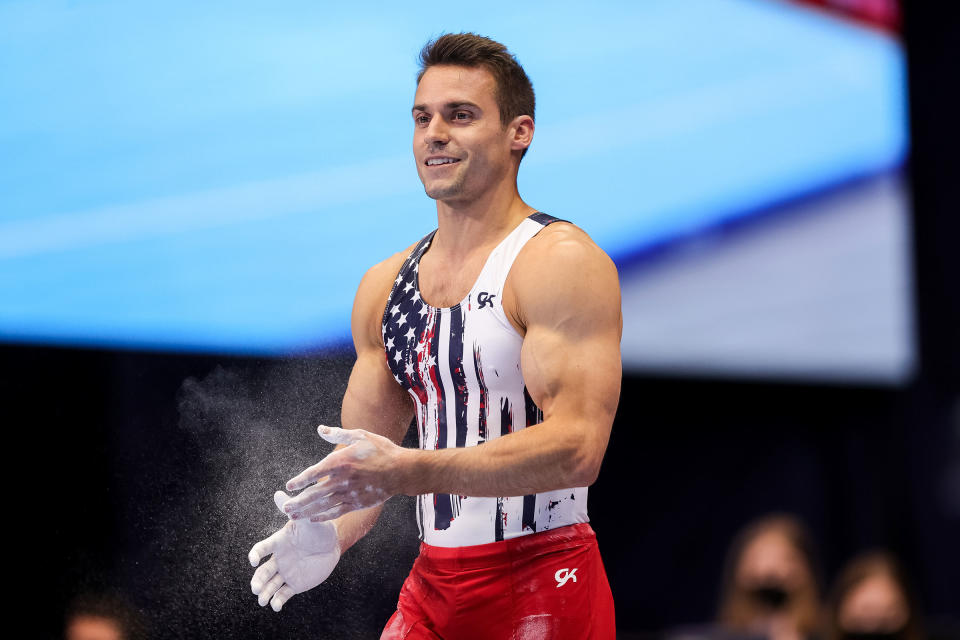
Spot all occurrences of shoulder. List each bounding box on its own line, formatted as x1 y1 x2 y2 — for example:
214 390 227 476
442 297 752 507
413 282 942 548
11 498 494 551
357 247 410 297
508 220 621 330
352 240 421 348
514 221 619 291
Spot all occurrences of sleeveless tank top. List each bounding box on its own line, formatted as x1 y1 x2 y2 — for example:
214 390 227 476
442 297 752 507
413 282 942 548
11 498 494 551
381 212 589 547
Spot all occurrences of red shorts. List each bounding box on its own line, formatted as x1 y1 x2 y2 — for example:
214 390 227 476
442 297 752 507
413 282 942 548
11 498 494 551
381 523 616 640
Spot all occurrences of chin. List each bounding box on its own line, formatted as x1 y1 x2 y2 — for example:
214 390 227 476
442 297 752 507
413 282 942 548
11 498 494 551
423 180 465 201
426 188 458 201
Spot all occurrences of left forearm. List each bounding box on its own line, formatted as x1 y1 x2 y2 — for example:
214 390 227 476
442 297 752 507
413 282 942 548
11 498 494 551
398 418 603 498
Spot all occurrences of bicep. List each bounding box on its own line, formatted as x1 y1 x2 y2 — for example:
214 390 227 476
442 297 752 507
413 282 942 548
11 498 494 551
522 323 621 423
518 237 622 468
521 310 621 443
340 255 415 444
341 347 414 444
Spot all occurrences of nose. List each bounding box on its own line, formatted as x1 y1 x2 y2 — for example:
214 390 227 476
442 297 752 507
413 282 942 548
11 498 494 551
424 116 450 149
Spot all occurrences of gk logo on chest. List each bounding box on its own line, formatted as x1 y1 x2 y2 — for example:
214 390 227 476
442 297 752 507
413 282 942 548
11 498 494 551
477 292 497 309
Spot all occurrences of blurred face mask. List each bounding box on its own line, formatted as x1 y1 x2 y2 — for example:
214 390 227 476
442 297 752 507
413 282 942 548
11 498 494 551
841 629 907 640
748 585 791 610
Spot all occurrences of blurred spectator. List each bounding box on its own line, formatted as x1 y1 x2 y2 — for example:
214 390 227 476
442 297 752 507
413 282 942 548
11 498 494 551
716 514 824 640
64 592 145 640
827 551 923 640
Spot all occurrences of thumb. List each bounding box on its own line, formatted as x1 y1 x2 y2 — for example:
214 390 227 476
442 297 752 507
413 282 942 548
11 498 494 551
317 425 365 445
248 530 279 567
273 490 291 514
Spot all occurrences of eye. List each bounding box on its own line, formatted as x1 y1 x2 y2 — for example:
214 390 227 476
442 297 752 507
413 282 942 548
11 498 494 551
414 113 430 126
453 111 471 121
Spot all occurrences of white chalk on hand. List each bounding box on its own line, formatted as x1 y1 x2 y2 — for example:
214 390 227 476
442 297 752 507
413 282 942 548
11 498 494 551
273 490 291 513
317 425 362 444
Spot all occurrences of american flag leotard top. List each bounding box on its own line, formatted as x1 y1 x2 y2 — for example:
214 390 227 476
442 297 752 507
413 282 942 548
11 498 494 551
381 212 589 547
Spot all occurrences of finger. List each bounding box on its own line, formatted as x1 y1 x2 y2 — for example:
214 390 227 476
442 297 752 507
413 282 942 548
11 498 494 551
250 557 278 594
286 452 347 492
273 490 291 514
295 484 389 519
248 530 281 567
298 493 349 519
317 425 366 445
308 500 363 523
271 584 296 612
258 572 286 607
282 478 341 515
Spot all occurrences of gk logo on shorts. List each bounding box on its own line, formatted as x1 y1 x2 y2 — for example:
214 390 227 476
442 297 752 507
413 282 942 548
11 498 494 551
554 567 578 588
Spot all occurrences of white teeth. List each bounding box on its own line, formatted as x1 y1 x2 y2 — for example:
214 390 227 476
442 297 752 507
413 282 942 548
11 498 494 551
426 158 458 166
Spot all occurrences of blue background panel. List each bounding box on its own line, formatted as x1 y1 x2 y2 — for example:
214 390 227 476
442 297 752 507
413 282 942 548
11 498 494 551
0 0 907 354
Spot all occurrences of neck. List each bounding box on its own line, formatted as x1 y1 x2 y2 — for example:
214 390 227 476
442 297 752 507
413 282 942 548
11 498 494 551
432 178 536 258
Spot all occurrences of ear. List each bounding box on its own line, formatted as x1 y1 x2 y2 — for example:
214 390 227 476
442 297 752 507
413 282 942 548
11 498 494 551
509 115 534 154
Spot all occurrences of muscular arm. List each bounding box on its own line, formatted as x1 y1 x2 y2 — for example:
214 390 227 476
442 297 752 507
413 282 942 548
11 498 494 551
284 224 621 514
324 254 415 551
247 252 415 612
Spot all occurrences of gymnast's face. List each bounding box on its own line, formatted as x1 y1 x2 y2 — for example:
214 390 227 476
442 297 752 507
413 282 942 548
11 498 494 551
412 65 518 204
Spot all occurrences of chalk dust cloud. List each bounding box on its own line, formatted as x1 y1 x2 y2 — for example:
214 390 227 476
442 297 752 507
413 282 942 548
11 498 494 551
112 355 419 639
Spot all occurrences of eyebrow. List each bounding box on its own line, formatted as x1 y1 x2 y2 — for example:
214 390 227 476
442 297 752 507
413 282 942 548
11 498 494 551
411 101 482 114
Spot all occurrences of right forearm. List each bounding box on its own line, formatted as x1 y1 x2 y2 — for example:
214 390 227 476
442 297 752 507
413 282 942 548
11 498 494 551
333 503 385 553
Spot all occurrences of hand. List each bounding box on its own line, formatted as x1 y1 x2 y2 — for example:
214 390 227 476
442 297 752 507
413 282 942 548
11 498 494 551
282 425 406 522
248 490 341 611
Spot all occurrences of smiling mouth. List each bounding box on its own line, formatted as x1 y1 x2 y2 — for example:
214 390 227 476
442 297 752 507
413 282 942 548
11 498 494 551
425 157 461 166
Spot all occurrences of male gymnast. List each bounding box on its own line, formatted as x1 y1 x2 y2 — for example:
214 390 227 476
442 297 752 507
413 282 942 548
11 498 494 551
249 33 622 639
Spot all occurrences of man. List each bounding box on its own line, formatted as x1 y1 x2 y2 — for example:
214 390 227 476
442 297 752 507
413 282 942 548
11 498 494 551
249 33 622 639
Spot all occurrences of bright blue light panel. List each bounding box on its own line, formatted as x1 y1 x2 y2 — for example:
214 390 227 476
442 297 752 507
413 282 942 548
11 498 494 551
0 0 907 353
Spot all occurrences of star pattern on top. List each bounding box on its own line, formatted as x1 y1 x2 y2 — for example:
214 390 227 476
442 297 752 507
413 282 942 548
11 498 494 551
383 234 448 392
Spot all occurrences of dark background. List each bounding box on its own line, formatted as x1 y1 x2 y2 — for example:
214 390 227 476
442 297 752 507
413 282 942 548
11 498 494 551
4 3 957 639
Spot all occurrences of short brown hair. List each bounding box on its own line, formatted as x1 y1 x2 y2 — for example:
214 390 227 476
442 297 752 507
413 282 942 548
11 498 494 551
417 33 535 129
